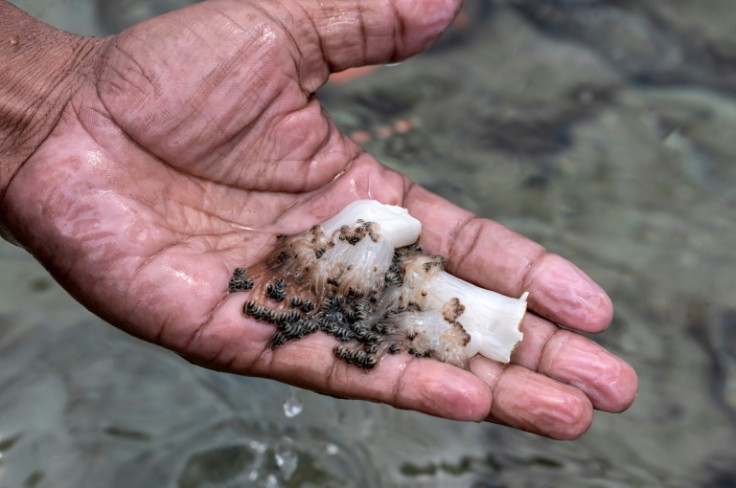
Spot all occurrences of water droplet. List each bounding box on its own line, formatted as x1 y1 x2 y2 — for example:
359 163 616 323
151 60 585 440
248 439 267 454
264 474 280 488
274 436 298 481
282 387 303 418
326 443 339 456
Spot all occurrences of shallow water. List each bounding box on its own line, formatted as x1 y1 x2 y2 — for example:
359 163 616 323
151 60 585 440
3 1 736 486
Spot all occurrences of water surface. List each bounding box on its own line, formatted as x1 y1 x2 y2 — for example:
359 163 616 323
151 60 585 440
3 1 736 486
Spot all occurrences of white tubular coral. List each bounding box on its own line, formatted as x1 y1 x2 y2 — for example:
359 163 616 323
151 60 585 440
424 272 527 363
321 199 422 247
229 200 527 370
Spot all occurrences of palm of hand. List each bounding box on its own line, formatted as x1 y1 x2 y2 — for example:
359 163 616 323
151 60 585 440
2 0 637 439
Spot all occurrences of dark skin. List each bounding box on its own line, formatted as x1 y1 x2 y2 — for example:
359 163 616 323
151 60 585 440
0 0 637 439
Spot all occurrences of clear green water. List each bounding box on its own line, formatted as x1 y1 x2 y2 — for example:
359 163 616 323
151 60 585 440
2 1 736 486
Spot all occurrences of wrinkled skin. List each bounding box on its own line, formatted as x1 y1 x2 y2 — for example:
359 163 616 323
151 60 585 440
1 0 637 439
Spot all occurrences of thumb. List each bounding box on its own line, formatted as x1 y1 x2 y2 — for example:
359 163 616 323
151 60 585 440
276 0 463 90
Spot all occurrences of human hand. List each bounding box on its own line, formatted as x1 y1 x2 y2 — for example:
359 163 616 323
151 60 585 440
0 0 636 439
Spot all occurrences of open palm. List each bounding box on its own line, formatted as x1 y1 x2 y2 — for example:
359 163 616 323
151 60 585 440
2 0 636 439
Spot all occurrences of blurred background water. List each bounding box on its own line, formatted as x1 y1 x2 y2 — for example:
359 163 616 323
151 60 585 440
3 0 736 486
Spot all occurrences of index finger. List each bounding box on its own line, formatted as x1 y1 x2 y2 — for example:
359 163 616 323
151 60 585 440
404 185 613 333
